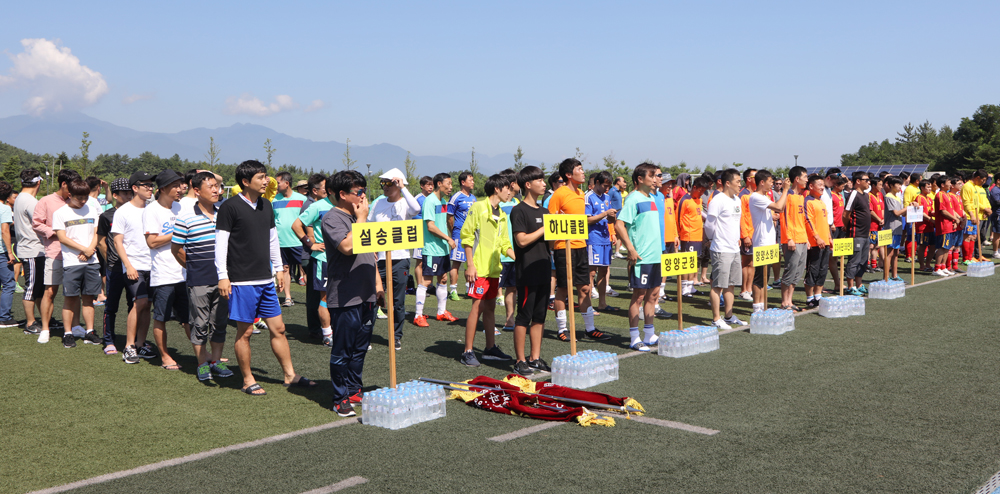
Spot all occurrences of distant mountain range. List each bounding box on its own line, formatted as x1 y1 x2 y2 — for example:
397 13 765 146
0 112 541 176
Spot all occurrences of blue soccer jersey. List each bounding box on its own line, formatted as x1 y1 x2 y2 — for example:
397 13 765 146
584 190 611 246
448 191 477 239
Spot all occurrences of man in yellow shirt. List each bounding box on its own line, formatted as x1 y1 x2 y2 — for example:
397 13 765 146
960 170 992 263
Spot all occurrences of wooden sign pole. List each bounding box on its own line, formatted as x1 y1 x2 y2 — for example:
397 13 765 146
910 226 916 285
676 276 683 331
882 244 889 282
839 256 845 297
565 244 577 356
386 251 396 388
977 221 983 262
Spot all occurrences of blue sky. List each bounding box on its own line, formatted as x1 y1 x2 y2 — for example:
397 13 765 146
1 0 997 169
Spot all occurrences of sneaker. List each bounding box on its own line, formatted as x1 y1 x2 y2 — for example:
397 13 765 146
49 319 63 330
482 344 512 361
496 296 505 307
83 331 101 345
482 326 502 336
993 251 1000 259
348 391 363 404
37 330 50 344
591 287 599 299
323 336 333 347
460 350 481 367
513 360 534 376
805 299 819 309
847 287 864 297
606 287 619 297
14 283 23 294
643 333 659 347
282 299 295 307
62 332 76 348
137 344 158 359
0 319 20 328
556 331 569 342
739 291 753 301
210 361 234 378
725 315 747 327
448 290 460 301
376 308 387 319
436 311 457 322
630 341 651 352
253 319 267 333
934 269 948 277
713 319 733 330
584 329 612 341
963 259 974 266
394 340 402 351
122 345 139 364
528 358 551 372
654 306 673 318
413 315 429 327
548 299 555 311
23 321 41 335
334 399 356 417
857 285 868 295
890 276 904 282
298 275 307 286
683 290 702 298
196 362 211 381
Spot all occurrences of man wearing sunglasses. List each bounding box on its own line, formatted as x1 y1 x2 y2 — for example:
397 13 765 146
842 172 872 295
111 171 156 363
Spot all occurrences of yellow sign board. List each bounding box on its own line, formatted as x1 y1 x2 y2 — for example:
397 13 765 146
351 219 424 254
877 229 892 247
753 244 781 267
661 251 698 276
832 238 854 257
543 214 588 241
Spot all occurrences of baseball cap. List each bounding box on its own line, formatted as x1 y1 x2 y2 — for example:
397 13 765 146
110 178 131 192
662 173 674 182
128 171 154 187
378 168 408 185
154 169 184 188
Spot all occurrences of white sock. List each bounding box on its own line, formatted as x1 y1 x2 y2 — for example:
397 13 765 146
583 306 595 332
643 323 655 341
449 284 457 293
415 285 427 316
682 280 693 294
815 293 822 301
629 327 640 345
436 284 448 314
322 326 332 337
752 303 764 312
806 295 815 302
85 329 94 334
556 310 567 332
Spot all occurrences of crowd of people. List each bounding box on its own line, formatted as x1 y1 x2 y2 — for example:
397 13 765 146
4 158 995 417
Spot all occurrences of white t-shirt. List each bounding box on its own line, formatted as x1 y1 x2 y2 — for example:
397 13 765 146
111 202 152 271
143 200 185 287
705 192 741 253
367 192 420 260
179 196 197 210
52 198 102 267
749 193 777 247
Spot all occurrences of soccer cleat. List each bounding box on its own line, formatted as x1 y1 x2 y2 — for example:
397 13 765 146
496 296 505 307
448 290 460 301
335 399 356 417
513 360 534 376
527 358 551 372
210 361 234 378
197 362 212 381
137 344 158 359
460 351 481 367
83 331 101 345
436 311 457 322
23 321 41 335
556 331 569 342
630 341 651 352
805 299 819 309
963 259 973 265
725 315 747 327
548 299 555 311
14 283 23 294
376 308 387 319
847 287 864 297
481 344 512 361
412 315 429 327
713 319 733 330
584 329 611 341
348 391 363 404
62 332 76 348
253 319 267 333
122 346 140 364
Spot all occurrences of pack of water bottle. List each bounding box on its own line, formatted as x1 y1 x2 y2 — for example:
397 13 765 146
657 326 720 358
361 380 447 430
867 280 905 299
817 295 865 318
967 261 996 277
550 350 619 388
749 308 795 335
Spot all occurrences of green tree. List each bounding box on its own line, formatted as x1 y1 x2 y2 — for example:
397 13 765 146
469 147 480 179
205 137 221 168
4 155 22 186
403 151 418 194
513 146 525 172
953 104 1000 173
76 131 95 176
342 138 357 170
263 138 277 174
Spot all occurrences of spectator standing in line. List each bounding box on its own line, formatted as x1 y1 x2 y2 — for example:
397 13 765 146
842 172 873 295
803 174 832 309
411 176 434 306
989 173 1000 257
216 160 316 396
585 171 617 312
677 176 710 297
883 176 906 281
272 171 308 306
607 176 624 259
779 166 809 311
298 173 327 339
144 170 190 370
748 170 790 311
112 172 156 363
52 179 103 348
509 166 551 376
96 178 133 354
737 168 757 302
413 172 458 327
447 172 477 300
292 179 334 345
0 181 17 328
705 169 746 330
496 169 520 332
32 169 81 344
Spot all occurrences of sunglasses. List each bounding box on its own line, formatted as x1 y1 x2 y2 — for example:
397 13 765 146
380 179 395 188
654 174 663 178
352 188 366 197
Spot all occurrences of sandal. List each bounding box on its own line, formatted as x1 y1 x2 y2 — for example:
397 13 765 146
781 305 802 312
161 363 181 370
284 376 318 388
596 306 619 312
242 383 266 396
103 345 118 355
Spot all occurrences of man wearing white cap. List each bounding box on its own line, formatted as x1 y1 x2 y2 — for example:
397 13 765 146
367 168 420 351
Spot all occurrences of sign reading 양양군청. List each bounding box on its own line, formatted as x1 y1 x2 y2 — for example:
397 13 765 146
351 219 424 254
661 251 698 276
543 214 588 241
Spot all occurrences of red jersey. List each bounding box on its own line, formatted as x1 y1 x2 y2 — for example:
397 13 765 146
935 192 955 234
914 194 933 234
832 192 845 228
869 192 884 232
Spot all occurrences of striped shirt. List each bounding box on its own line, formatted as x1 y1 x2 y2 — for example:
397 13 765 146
173 202 219 286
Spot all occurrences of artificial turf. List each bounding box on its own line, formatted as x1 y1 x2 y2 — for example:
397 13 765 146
3 257 999 493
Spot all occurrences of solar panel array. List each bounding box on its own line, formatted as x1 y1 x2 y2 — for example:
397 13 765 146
802 164 930 176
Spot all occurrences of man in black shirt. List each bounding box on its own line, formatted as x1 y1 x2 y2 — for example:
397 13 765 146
216 160 316 396
842 171 872 295
96 178 133 354
509 166 552 376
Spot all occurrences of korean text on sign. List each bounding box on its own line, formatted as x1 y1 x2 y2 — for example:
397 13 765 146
876 229 892 247
753 244 780 267
543 214 588 241
831 238 854 257
351 219 424 254
661 251 698 276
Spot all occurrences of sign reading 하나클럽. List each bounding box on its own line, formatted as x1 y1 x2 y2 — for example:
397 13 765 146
351 219 424 254
753 244 780 267
543 214 588 241
661 251 698 276
832 238 854 257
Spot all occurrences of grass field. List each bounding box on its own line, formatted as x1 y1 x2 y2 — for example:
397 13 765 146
3 256 1000 493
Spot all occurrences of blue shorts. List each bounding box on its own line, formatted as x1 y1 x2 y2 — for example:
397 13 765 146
680 240 703 258
949 231 963 248
964 222 978 235
868 230 878 245
588 244 611 266
937 232 956 249
449 235 466 262
629 263 662 290
890 234 904 250
916 232 934 246
312 260 328 292
280 246 304 267
423 255 449 277
229 283 282 323
991 215 1000 233
498 262 516 288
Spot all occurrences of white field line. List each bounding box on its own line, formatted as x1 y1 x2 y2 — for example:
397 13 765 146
300 476 368 493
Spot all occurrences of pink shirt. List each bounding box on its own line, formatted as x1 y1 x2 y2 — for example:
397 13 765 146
32 193 68 260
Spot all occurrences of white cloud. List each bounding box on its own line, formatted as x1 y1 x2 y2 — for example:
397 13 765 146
122 92 154 105
304 99 326 112
223 93 299 116
0 38 108 115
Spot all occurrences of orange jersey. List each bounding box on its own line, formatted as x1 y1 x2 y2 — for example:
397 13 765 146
547 185 586 249
663 196 678 243
780 192 808 244
739 190 753 239
676 193 703 241
804 195 832 248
